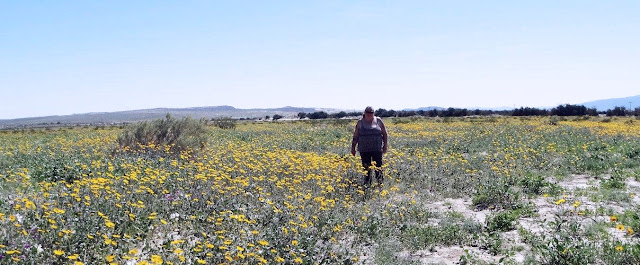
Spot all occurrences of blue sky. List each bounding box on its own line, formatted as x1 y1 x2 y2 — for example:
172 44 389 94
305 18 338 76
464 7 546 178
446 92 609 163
1 1 639 119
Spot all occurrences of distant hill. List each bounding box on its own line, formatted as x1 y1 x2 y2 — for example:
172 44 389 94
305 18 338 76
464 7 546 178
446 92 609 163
0 106 319 129
403 106 514 111
402 106 445 111
581 95 640 111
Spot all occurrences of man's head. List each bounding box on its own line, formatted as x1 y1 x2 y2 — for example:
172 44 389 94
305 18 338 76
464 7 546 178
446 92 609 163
364 106 374 115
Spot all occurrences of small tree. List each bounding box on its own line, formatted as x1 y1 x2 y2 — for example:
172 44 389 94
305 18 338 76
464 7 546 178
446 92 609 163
331 111 347 119
307 111 328 119
272 114 283 121
551 104 588 116
606 106 627 116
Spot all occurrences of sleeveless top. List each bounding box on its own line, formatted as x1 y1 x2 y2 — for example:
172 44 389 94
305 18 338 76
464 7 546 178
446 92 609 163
358 117 383 152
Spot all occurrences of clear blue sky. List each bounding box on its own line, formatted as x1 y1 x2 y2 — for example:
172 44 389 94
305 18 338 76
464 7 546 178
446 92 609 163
1 1 639 119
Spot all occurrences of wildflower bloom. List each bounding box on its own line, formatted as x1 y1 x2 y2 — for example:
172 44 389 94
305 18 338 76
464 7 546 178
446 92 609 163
617 224 625 231
616 245 624 252
54 250 65 256
610 216 618 222
5 250 20 255
150 255 163 265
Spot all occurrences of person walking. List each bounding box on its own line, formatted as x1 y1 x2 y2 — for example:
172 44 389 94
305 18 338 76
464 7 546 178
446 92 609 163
351 106 388 186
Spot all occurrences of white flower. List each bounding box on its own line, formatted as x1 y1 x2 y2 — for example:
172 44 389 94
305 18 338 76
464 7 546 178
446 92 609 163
15 213 23 223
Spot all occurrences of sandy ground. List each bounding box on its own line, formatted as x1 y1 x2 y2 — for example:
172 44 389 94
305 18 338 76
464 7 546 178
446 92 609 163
366 174 640 264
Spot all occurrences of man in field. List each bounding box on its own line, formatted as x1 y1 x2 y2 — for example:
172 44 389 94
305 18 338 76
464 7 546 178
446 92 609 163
351 106 388 186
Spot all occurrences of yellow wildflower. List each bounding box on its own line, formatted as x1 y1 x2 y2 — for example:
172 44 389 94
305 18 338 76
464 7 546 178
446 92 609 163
151 255 163 265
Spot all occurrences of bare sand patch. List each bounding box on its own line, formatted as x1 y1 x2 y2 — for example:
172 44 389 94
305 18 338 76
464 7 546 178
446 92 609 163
397 246 499 265
429 198 489 224
556 174 599 190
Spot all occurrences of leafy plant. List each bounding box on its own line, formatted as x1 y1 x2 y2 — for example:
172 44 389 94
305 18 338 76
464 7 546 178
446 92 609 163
117 114 208 154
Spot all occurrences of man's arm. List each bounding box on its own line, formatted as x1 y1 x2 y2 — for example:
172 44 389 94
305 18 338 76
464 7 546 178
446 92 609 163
379 118 388 153
351 120 360 155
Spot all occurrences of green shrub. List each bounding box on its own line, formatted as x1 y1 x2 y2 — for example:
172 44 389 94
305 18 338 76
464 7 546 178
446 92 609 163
601 171 627 190
473 175 522 210
117 114 207 154
485 210 519 233
212 116 237 129
519 173 561 196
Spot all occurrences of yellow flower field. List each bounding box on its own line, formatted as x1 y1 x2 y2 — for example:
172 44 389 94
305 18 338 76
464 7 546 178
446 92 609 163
1 116 640 264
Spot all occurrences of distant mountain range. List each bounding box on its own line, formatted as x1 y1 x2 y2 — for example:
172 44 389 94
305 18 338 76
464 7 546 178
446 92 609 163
0 106 320 128
1 95 638 128
580 95 640 111
402 106 445 111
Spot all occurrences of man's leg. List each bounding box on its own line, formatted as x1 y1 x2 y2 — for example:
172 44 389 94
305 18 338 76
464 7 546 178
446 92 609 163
360 152 373 186
373 151 383 185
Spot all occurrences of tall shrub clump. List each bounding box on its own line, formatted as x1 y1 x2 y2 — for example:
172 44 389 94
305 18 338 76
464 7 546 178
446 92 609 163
117 114 208 154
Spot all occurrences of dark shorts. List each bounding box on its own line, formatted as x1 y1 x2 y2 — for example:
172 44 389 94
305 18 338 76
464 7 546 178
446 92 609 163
360 151 383 169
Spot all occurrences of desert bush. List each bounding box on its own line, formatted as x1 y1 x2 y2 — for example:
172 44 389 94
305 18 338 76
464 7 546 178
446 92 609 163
485 210 519 233
601 170 627 190
212 116 237 129
392 117 411 124
520 173 560 196
400 218 482 251
117 114 207 154
473 175 522 210
548 116 566 125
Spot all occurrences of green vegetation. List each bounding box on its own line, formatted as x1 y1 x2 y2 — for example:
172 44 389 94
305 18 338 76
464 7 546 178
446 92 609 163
117 114 208 154
1 116 640 264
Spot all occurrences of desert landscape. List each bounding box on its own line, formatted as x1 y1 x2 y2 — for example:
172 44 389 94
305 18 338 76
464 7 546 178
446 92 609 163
2 116 640 264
